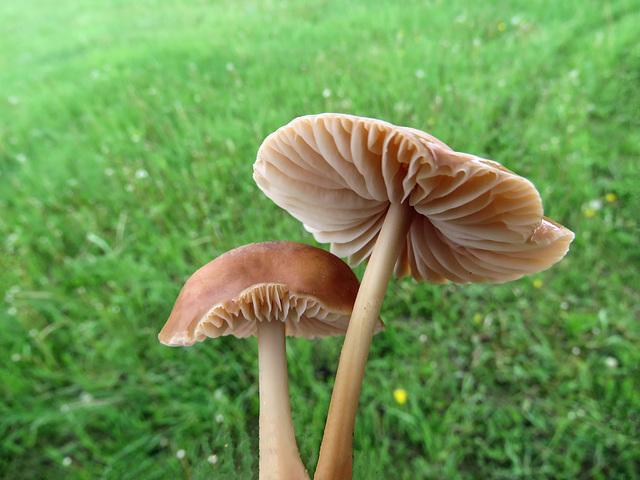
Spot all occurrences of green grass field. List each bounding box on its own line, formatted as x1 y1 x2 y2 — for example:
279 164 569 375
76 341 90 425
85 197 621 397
1 0 639 478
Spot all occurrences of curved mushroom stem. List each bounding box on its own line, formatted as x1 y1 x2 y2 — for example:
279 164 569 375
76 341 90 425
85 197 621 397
315 201 415 480
257 319 311 480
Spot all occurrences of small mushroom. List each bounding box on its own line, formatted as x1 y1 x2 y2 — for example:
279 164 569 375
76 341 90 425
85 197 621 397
253 113 575 479
158 241 384 480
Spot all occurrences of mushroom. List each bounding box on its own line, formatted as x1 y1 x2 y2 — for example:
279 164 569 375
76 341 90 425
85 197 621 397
253 113 575 479
158 241 384 480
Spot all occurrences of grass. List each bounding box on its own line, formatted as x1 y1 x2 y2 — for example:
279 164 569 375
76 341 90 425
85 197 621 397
1 0 639 478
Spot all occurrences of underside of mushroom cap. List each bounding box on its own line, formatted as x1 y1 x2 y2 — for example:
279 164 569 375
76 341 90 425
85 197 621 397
158 241 384 346
253 113 575 284
193 282 356 341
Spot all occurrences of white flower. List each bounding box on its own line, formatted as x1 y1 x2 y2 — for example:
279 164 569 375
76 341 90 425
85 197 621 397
135 169 149 179
176 449 186 459
322 88 331 98
79 391 93 403
588 199 603 211
605 357 618 368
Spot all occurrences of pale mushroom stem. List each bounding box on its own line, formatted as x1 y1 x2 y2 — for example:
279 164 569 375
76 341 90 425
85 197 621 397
257 319 311 480
315 201 415 480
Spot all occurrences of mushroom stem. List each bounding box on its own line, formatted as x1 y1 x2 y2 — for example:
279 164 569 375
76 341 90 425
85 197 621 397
257 320 310 480
315 201 415 480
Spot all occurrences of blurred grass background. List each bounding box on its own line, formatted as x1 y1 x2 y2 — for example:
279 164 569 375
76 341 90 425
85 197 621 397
1 0 639 478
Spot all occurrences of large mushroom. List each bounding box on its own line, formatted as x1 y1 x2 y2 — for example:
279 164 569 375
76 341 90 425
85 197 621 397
158 241 384 480
253 113 575 479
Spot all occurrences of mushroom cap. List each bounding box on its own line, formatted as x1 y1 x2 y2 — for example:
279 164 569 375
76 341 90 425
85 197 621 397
253 113 575 284
158 241 384 346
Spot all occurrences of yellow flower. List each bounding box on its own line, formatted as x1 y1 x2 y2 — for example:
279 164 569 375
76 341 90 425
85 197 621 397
605 193 617 203
473 313 483 324
533 279 543 289
497 22 507 31
585 208 596 218
393 389 408 405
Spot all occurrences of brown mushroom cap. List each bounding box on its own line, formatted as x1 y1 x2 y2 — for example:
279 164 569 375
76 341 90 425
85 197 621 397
158 241 384 346
253 113 575 284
